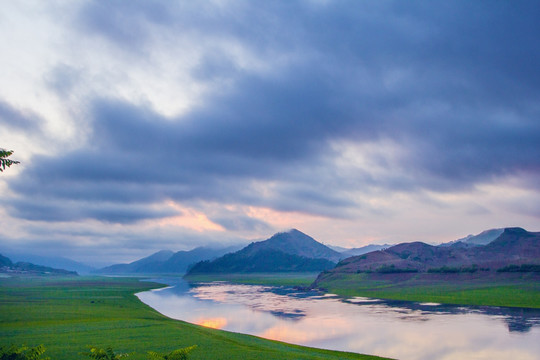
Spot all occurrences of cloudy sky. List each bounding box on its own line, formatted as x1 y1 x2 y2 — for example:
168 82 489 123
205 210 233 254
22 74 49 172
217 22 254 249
1 1 539 266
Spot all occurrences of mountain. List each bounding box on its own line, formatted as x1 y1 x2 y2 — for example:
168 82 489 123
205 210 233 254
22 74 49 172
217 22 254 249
320 228 540 276
441 228 504 247
5 253 95 274
327 245 350 253
186 229 338 274
96 250 174 274
339 244 391 257
157 246 241 272
0 253 13 267
96 246 242 274
0 253 78 276
238 229 341 262
328 244 392 258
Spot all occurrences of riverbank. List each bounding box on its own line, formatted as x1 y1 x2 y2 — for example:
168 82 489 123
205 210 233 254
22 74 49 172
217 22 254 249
184 272 319 287
0 275 390 360
185 271 540 309
313 272 540 308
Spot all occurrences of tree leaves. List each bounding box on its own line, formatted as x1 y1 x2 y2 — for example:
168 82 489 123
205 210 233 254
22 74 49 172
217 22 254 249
0 149 20 172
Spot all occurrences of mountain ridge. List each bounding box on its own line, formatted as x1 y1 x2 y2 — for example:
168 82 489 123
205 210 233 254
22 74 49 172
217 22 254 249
240 229 341 262
96 246 242 274
5 253 95 274
441 228 504 247
0 253 78 276
318 227 540 277
186 229 339 274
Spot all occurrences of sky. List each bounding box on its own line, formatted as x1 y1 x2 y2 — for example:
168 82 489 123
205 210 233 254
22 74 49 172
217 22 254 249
1 0 539 267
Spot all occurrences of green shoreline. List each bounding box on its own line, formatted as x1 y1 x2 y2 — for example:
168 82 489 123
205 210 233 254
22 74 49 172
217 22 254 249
184 272 319 287
0 275 389 360
314 272 540 309
185 271 540 309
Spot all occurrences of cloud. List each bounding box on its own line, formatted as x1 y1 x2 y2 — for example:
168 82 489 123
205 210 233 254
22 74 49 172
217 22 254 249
1 1 539 263
8 0 540 220
6 197 178 224
0 100 44 133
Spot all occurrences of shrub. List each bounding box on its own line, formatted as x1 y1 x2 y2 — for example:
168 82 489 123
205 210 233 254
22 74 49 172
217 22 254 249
0 345 49 360
427 265 478 273
147 345 197 360
375 264 418 273
497 264 540 273
82 346 131 360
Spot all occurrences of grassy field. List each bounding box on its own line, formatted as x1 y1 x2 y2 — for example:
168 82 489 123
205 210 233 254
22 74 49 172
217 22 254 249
0 275 389 360
315 272 540 308
184 272 319 287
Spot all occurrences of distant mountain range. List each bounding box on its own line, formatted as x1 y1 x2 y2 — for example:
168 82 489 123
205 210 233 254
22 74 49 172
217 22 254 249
95 246 242 274
318 227 540 277
3 227 531 278
440 228 504 247
5 253 95 274
186 229 339 274
0 253 78 276
338 244 391 257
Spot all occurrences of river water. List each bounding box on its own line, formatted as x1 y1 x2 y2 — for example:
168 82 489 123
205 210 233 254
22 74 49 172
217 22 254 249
136 279 540 360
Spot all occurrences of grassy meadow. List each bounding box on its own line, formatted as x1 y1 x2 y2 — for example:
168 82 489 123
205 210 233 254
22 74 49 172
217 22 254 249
315 272 540 308
0 275 389 360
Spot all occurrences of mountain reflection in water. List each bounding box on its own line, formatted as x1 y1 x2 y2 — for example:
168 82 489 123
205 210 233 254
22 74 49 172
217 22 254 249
137 279 540 360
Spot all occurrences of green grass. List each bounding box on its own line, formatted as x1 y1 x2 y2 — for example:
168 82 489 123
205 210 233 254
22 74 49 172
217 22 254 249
0 275 389 360
184 272 319 287
316 272 540 308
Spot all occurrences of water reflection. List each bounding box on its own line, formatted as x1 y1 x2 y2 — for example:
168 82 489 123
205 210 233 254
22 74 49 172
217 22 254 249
137 279 540 360
339 296 540 333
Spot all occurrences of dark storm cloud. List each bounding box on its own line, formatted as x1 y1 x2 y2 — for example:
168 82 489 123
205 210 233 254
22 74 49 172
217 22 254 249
7 197 178 224
0 99 43 132
75 0 173 51
7 0 540 223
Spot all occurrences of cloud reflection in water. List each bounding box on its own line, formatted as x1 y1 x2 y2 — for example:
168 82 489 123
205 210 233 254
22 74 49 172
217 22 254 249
137 280 540 360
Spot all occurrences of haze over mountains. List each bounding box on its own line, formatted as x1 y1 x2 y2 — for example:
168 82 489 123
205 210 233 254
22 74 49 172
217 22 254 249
95 246 242 274
4 253 95 274
0 253 78 276
334 244 391 257
440 228 504 247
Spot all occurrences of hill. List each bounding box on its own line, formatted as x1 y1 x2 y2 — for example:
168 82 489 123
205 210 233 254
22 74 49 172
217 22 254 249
0 253 78 276
97 250 175 274
96 246 241 274
0 254 13 267
5 253 95 274
156 246 241 272
239 229 341 261
186 229 338 274
316 227 540 278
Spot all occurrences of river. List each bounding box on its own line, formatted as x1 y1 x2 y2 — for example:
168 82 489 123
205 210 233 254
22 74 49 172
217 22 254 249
136 279 540 360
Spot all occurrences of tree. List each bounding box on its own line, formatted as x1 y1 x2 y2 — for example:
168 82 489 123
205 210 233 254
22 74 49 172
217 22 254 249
0 149 20 172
